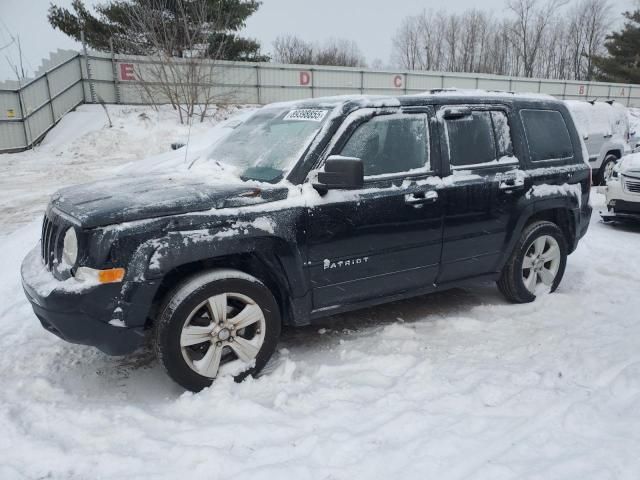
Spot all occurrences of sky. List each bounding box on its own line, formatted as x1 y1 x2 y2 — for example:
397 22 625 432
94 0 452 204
0 0 635 82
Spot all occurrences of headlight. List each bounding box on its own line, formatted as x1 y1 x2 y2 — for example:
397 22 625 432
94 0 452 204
62 228 78 267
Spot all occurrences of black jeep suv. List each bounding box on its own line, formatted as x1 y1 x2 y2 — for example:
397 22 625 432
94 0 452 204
22 92 592 391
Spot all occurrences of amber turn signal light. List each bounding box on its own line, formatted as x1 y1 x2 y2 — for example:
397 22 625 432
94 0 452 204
97 268 126 284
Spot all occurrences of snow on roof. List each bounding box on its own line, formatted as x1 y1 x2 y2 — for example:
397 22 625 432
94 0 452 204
265 89 557 112
413 88 556 102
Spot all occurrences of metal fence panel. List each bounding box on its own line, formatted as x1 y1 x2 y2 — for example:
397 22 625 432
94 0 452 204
260 66 308 88
0 121 26 151
0 90 22 120
20 77 50 117
407 73 443 91
47 57 82 97
6 50 640 153
51 82 84 120
23 102 54 145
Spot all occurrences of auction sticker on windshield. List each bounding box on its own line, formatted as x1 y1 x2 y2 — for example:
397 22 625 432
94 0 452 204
283 109 328 122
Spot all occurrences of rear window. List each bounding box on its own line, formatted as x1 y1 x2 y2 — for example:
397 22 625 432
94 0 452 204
520 109 573 162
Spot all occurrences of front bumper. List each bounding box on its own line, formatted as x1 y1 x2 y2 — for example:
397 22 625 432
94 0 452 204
602 178 640 222
21 245 155 356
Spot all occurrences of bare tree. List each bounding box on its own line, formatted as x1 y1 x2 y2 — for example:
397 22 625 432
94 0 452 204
272 36 365 67
123 0 239 123
314 39 366 67
272 35 314 64
581 0 612 80
506 0 570 77
391 15 422 70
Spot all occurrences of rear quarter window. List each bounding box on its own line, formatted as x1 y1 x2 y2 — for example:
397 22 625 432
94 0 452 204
520 109 574 162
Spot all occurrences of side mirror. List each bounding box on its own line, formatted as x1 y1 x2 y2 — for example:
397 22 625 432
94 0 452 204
314 155 364 191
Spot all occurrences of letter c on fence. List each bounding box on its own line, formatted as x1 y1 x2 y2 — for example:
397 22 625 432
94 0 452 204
394 75 403 88
120 63 135 81
300 71 311 86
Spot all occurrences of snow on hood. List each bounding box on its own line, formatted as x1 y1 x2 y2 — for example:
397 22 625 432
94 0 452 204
618 152 640 175
51 173 287 228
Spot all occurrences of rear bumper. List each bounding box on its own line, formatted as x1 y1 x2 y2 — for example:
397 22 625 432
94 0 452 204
21 245 155 356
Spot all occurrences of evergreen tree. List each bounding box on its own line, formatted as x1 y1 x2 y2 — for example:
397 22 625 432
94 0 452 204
593 10 640 83
48 0 268 61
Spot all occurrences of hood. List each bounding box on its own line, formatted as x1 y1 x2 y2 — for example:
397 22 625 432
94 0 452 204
619 153 640 178
51 173 287 228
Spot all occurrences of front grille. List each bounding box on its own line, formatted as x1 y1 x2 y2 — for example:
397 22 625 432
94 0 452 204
623 176 640 195
40 210 65 270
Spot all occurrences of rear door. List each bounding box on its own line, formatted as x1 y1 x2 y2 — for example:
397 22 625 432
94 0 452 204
305 107 444 310
436 105 527 284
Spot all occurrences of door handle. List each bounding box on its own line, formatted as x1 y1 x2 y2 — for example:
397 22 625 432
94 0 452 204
499 179 525 192
603 134 613 139
405 190 438 206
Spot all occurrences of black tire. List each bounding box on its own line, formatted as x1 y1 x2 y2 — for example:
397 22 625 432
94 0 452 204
597 155 618 185
154 269 281 392
497 221 568 303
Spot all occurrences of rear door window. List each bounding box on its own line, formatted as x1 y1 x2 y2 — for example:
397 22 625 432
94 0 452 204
444 109 514 168
520 109 574 162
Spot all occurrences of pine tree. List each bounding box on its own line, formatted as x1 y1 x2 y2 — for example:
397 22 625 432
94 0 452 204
48 0 268 61
592 10 640 83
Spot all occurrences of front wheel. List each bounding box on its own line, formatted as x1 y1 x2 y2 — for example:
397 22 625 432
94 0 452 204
155 269 281 392
598 155 618 185
497 221 568 303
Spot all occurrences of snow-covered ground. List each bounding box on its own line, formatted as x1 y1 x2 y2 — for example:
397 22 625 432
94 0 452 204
1 105 640 479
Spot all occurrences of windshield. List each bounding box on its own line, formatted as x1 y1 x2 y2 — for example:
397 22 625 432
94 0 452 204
206 106 331 182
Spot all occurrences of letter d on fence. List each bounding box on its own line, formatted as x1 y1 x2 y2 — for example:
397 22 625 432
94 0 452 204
300 71 311 86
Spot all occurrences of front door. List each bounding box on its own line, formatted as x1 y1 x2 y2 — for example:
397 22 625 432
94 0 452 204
305 108 444 310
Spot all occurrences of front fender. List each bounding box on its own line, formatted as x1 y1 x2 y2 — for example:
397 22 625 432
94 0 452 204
127 217 308 298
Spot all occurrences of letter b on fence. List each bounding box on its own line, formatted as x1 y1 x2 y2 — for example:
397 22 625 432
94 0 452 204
119 63 135 81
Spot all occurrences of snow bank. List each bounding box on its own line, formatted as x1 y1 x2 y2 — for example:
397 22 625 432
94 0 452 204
0 104 257 235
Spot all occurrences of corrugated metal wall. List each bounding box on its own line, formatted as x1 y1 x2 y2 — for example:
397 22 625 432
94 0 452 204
2 50 640 153
0 55 84 152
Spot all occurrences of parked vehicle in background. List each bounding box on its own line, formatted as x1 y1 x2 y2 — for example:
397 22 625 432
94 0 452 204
22 91 592 392
628 107 640 153
602 153 640 223
565 100 632 185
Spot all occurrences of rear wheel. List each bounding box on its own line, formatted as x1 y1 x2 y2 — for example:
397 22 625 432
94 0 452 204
155 269 281 392
497 221 568 303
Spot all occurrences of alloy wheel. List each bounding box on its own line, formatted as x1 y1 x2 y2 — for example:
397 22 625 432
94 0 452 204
521 235 561 295
603 160 616 182
180 292 266 378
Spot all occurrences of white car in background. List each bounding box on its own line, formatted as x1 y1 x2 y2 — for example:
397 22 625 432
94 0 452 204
628 107 640 153
565 100 632 184
602 153 640 223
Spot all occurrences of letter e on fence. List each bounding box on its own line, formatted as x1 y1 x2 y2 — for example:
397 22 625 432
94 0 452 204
393 75 403 88
578 85 585 95
300 71 311 86
120 63 135 81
